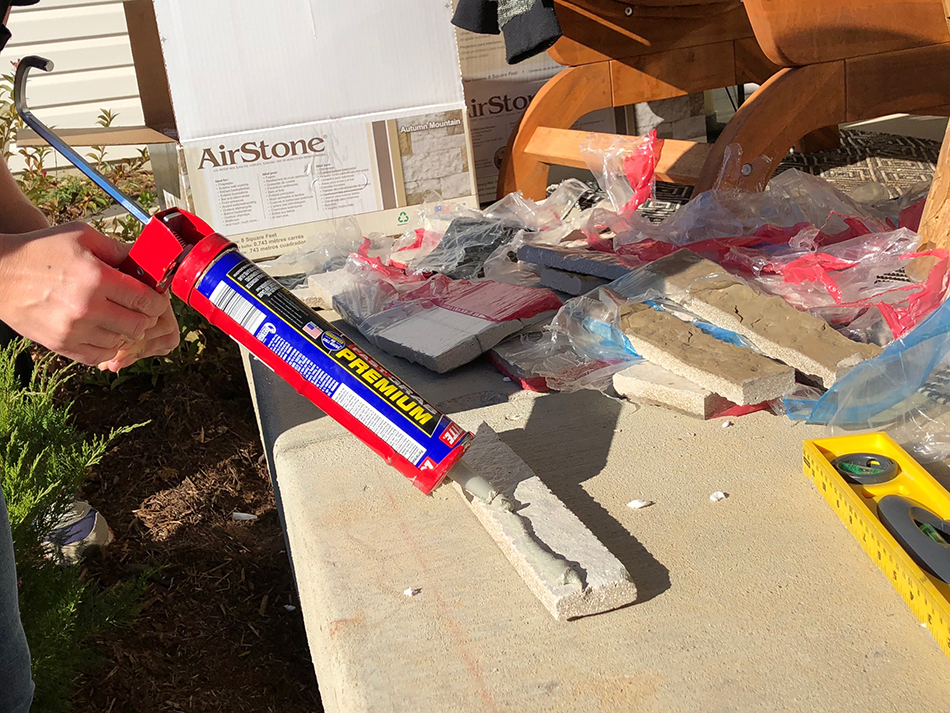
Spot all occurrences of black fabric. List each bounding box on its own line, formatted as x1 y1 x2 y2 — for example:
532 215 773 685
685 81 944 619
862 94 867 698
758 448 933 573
0 0 40 53
451 0 562 63
452 0 500 35
500 0 561 64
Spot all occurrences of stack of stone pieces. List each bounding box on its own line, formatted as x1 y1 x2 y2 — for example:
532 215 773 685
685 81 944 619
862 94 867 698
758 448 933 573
333 277 563 373
517 231 639 296
609 250 881 419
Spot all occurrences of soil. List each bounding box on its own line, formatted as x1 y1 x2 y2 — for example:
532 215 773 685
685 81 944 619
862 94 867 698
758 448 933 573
58 330 322 712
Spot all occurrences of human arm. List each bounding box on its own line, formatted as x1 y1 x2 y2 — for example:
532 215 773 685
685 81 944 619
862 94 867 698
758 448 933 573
0 159 179 369
0 149 48 233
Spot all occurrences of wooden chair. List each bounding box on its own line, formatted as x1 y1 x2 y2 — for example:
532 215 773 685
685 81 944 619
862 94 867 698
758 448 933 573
501 0 950 200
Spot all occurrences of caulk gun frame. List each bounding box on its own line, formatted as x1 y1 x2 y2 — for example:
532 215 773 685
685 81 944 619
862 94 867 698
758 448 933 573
14 55 151 226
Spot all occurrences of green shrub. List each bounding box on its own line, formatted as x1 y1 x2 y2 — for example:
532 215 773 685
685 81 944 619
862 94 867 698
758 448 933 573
0 340 145 713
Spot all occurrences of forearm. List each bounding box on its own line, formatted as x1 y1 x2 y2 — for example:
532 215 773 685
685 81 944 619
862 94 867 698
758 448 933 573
0 157 48 233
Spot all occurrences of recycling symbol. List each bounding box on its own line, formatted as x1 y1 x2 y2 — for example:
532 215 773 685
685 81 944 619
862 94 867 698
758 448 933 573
397 211 409 224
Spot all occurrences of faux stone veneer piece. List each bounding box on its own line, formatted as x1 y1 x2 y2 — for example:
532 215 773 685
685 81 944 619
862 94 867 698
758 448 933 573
307 270 349 311
613 361 733 419
619 304 794 405
336 279 561 373
539 266 609 296
517 243 635 281
453 424 637 621
649 250 881 387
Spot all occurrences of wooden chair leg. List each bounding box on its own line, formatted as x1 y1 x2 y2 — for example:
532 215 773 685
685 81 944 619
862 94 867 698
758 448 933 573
497 62 612 201
694 62 847 193
907 120 950 282
795 125 841 154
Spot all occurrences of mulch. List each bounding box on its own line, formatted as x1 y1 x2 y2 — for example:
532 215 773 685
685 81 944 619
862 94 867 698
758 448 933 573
60 330 322 712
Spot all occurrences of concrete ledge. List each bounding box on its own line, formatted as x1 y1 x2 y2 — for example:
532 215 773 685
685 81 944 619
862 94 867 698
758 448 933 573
243 314 950 713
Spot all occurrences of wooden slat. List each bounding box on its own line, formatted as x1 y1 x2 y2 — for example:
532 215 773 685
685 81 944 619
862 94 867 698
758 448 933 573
908 120 950 281
17 125 175 146
124 0 175 133
695 62 847 193
609 41 736 106
549 0 753 65
906 0 950 282
499 62 612 199
846 43 950 122
523 127 712 186
734 36 780 85
743 0 950 67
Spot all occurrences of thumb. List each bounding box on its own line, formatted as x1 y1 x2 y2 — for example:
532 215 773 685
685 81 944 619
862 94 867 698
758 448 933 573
75 224 131 268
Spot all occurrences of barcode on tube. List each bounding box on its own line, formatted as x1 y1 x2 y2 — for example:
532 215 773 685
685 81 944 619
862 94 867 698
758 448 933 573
332 383 426 464
209 282 266 334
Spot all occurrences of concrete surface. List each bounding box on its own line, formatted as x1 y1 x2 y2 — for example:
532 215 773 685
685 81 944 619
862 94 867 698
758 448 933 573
244 313 950 713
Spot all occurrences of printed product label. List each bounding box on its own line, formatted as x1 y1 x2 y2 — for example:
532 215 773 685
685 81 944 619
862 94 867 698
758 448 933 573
196 250 470 467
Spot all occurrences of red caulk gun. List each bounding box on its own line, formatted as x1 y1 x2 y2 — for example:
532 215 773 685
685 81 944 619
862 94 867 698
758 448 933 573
14 55 506 507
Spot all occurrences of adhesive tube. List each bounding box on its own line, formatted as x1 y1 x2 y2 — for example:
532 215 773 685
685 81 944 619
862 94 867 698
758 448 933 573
171 234 473 494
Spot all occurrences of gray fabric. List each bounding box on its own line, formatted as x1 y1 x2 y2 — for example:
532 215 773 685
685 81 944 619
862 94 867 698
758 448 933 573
0 490 33 713
497 0 536 28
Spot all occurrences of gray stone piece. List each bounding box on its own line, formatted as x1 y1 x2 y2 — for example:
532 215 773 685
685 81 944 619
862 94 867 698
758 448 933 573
619 304 794 405
539 266 609 296
649 250 882 387
454 424 637 620
613 361 733 420
363 306 556 374
517 244 633 281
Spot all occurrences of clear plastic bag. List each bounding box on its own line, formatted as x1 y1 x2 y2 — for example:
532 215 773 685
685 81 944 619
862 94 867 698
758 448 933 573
259 216 364 287
409 215 523 279
580 131 663 216
335 265 562 372
494 258 758 394
788 295 950 462
491 325 640 394
746 229 949 340
610 169 892 250
482 229 541 286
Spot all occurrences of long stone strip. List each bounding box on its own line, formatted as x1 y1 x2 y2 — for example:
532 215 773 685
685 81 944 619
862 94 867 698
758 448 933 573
454 424 638 620
613 361 734 419
648 250 881 387
619 304 794 405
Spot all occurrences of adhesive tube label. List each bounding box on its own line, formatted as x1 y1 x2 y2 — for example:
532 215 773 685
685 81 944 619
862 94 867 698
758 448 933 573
192 250 472 490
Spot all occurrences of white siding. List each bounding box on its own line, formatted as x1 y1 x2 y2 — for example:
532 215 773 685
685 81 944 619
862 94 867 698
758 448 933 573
2 0 146 170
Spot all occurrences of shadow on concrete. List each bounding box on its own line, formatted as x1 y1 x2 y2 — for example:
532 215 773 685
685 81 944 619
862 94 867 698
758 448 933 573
499 389 671 603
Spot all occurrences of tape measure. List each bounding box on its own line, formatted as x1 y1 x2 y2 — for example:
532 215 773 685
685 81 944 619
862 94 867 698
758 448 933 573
803 433 950 659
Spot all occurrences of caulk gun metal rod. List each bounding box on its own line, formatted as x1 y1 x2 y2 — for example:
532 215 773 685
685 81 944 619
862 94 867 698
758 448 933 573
14 56 151 226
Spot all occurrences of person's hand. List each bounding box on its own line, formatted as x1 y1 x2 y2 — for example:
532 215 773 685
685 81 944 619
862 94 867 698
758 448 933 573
0 221 176 367
97 299 180 372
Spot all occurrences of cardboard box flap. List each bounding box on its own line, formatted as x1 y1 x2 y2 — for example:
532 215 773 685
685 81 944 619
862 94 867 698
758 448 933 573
153 0 464 142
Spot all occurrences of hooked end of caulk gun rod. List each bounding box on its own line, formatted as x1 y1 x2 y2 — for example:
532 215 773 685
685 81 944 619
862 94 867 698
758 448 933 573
14 56 53 113
446 460 512 510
